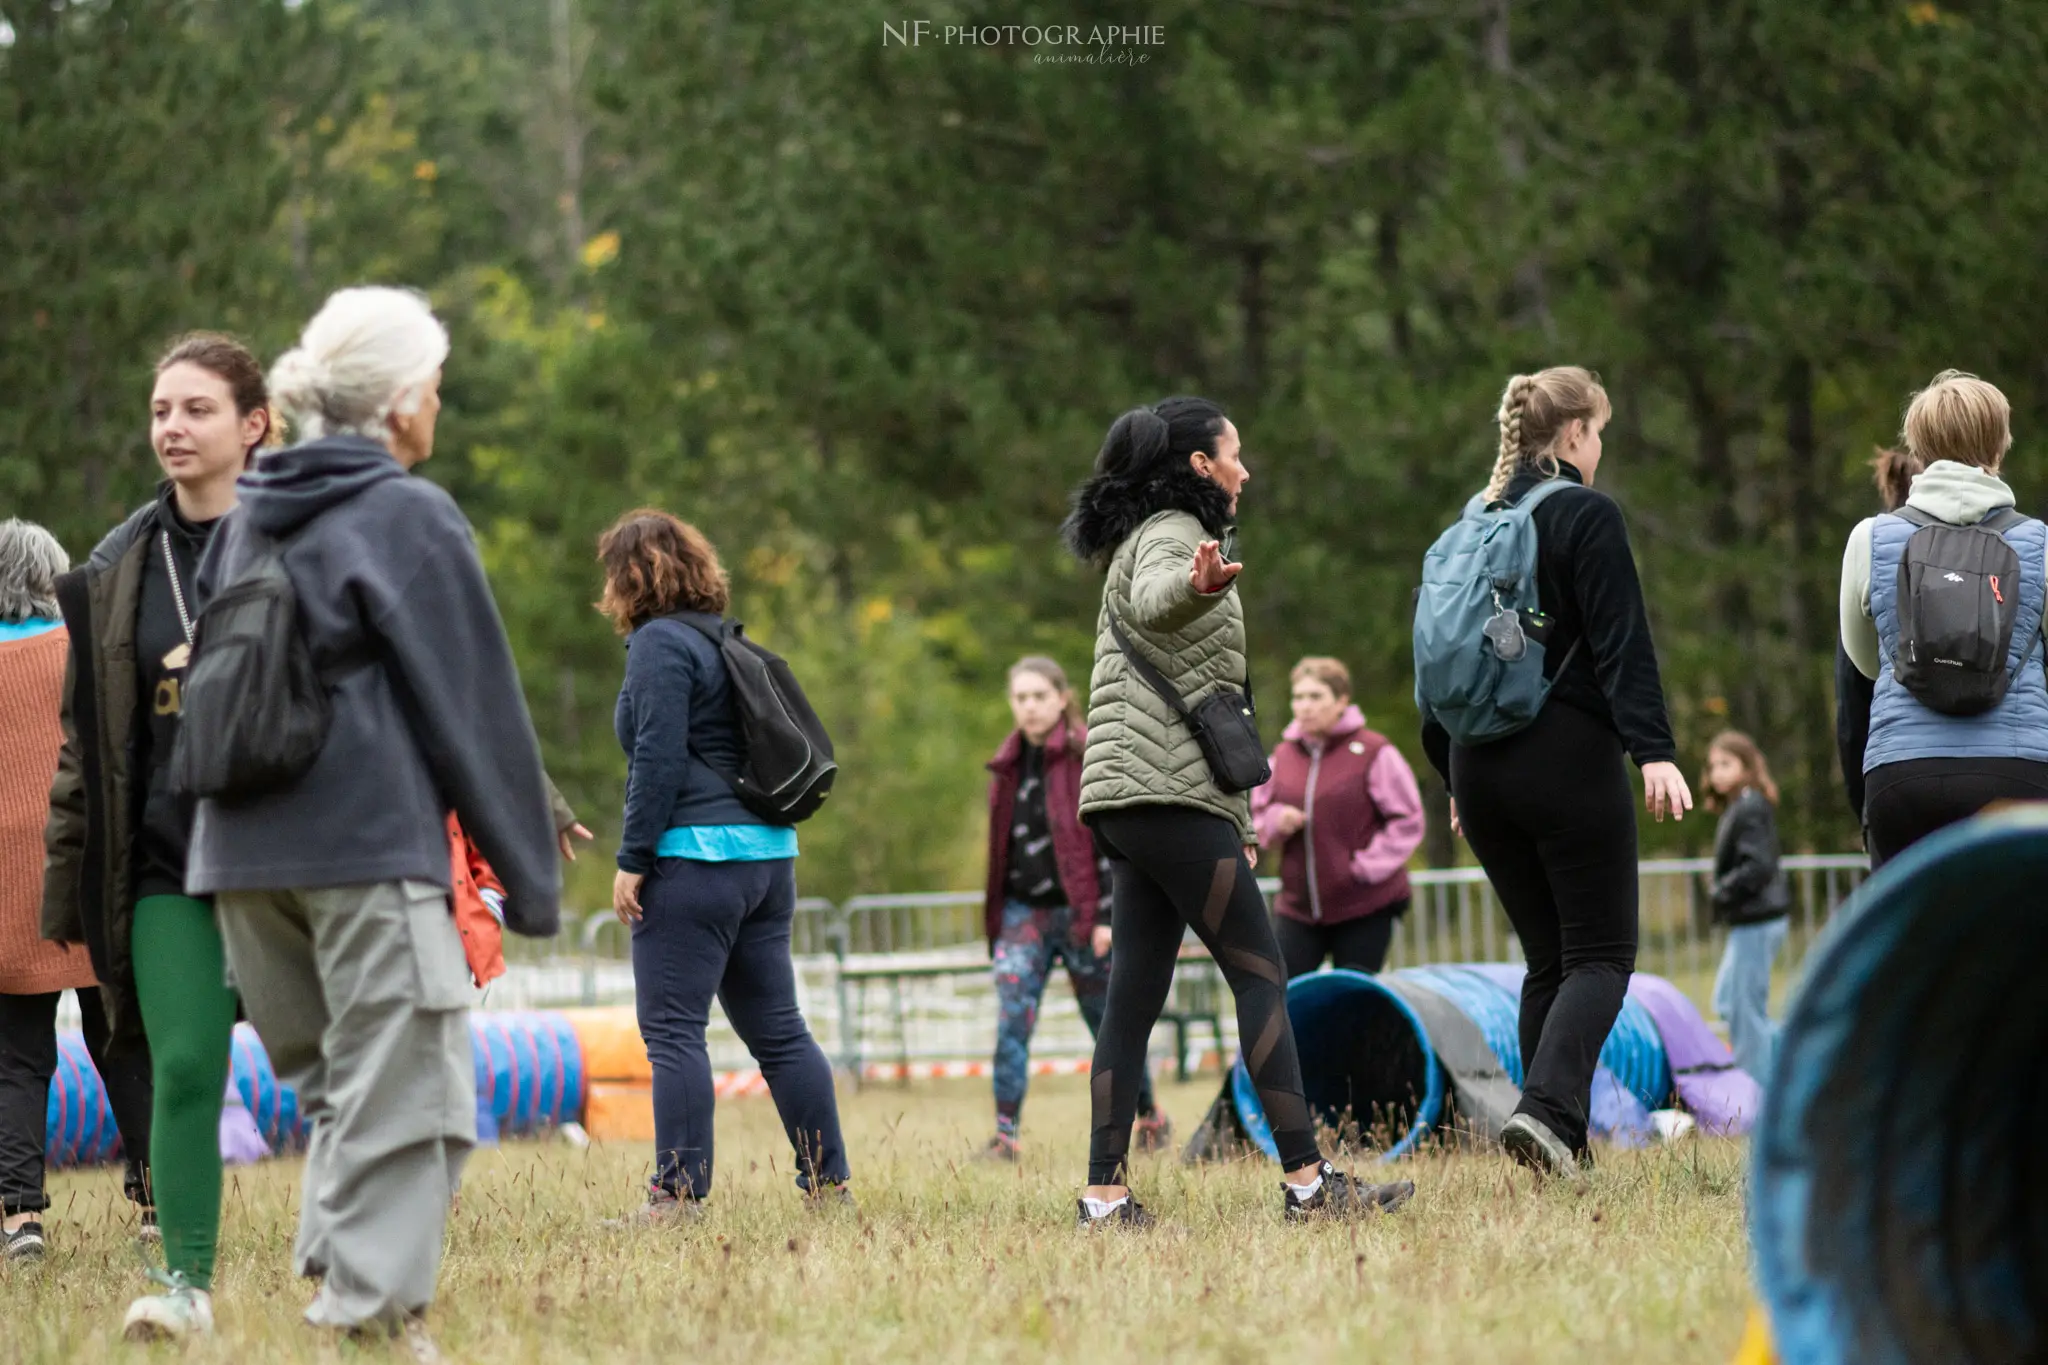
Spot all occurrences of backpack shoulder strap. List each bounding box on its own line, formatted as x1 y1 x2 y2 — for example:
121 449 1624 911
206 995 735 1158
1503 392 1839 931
664 610 732 644
1892 505 1939 529
1515 477 1581 512
659 612 749 791
1979 507 2027 534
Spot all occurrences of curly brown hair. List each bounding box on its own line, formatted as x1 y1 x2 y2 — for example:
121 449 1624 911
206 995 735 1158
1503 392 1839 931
596 509 730 634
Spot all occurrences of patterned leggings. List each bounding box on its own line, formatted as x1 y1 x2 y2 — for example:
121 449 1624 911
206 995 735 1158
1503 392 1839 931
992 900 1154 1132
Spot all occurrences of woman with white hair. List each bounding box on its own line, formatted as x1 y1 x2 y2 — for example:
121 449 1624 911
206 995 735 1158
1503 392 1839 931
183 287 560 1348
0 520 154 1264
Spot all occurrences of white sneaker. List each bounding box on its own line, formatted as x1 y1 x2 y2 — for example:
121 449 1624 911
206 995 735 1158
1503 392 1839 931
122 1275 215 1341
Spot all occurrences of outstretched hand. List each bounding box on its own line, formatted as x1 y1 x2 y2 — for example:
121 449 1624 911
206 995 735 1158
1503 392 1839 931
559 822 594 862
1190 540 1243 594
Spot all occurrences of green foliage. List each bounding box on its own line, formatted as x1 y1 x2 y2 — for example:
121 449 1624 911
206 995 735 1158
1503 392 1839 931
10 0 2048 908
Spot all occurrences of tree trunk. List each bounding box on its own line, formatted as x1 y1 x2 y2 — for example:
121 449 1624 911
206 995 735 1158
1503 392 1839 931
1484 0 1552 338
551 0 586 299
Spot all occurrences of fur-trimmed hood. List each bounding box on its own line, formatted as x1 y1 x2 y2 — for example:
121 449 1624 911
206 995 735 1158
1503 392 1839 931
1061 460 1235 570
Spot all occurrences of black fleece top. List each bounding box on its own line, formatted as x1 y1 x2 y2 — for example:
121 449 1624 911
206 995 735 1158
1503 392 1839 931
1422 463 1676 780
133 488 219 902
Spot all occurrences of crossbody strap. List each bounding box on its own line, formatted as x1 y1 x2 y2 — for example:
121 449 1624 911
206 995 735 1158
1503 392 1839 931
1108 615 1196 721
1107 612 1255 718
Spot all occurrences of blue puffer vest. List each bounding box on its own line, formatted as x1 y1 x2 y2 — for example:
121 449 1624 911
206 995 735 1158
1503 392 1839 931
1866 511 2048 770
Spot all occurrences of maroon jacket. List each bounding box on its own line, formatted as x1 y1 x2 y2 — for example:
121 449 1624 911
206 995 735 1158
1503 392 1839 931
1252 707 1421 925
984 719 1104 947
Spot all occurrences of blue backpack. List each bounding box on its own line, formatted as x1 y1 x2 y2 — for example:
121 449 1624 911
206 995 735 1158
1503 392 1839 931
1413 479 1581 747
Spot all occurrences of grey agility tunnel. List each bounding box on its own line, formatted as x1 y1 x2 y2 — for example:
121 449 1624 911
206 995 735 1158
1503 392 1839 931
1752 806 2048 1365
1185 960 1750 1162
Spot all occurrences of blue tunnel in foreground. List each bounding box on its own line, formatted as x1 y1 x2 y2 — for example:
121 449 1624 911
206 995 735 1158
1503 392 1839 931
1752 807 2048 1365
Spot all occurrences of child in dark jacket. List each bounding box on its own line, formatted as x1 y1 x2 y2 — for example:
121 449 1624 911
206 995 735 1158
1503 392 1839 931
1703 731 1791 1082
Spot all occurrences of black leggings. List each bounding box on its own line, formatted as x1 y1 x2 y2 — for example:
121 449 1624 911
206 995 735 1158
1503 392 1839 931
1863 757 2048 869
1274 905 1405 979
1451 702 1637 1155
1088 806 1318 1183
0 988 152 1215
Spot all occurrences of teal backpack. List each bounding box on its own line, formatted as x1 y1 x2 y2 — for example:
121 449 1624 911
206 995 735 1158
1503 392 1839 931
1412 479 1581 747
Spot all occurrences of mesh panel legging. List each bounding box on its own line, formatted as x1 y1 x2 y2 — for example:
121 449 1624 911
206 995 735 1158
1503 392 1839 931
1087 806 1319 1184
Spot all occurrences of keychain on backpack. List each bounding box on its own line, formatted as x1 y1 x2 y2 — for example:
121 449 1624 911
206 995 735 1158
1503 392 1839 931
1483 585 1528 662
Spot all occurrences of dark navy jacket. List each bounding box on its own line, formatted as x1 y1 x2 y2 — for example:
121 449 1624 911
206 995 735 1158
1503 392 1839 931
613 616 760 873
186 437 560 935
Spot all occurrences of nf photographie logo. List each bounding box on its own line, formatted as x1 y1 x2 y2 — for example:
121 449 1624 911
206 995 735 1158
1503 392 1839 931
882 20 1166 65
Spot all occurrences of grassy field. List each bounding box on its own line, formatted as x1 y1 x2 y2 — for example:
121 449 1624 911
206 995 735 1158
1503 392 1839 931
10 1075 1754 1364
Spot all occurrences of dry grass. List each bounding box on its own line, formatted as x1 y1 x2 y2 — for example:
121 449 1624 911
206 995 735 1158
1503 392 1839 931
9 1076 1753 1363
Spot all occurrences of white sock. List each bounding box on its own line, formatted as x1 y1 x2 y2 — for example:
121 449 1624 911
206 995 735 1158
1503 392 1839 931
1286 1171 1325 1201
1081 1195 1130 1219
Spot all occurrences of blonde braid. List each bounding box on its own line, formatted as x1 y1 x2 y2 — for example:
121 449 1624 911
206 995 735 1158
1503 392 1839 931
1484 374 1534 503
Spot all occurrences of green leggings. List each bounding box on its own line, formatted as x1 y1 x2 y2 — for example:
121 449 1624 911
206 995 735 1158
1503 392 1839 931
131 895 238 1292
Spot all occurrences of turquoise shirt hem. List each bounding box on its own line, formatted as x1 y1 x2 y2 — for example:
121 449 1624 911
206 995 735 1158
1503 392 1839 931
0 618 62 641
655 824 798 862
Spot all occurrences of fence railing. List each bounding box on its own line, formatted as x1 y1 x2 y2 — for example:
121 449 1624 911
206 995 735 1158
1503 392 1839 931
489 854 1869 1077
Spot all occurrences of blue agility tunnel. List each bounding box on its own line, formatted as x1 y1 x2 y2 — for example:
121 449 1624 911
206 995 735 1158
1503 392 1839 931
1752 808 2048 1365
1230 969 1445 1160
53 1012 587 1166
1207 963 1703 1164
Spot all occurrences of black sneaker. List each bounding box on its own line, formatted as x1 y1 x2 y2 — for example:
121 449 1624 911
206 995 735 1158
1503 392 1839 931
1283 1162 1417 1222
1500 1114 1586 1184
4 1221 45 1262
1075 1197 1155 1229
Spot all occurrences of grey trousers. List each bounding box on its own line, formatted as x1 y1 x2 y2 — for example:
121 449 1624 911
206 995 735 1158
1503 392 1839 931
217 879 476 1330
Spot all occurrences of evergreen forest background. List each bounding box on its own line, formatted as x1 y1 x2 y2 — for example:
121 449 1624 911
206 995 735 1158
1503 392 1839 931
8 0 2045 908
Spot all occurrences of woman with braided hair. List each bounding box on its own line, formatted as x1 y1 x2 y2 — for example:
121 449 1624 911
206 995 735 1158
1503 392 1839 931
1420 367 1691 1178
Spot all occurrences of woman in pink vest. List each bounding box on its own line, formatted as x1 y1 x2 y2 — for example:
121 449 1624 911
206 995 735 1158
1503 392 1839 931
1252 657 1426 977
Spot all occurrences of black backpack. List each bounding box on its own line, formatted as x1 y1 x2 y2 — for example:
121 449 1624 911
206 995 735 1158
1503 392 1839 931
668 612 837 823
1891 506 2038 716
168 534 351 803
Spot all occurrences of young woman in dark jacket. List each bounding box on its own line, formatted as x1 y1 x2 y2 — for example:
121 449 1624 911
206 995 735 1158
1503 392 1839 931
1419 367 1692 1180
1703 732 1790 1082
604 510 847 1219
42 334 272 1336
979 657 1164 1160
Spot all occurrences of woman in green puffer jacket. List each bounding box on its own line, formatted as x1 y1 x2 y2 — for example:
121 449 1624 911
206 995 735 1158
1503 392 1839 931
1060 396 1415 1229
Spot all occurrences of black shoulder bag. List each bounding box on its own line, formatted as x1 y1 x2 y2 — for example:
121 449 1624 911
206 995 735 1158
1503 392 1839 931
1107 615 1271 793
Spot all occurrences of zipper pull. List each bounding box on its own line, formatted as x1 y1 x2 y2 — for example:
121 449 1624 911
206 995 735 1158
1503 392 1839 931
1991 574 2005 605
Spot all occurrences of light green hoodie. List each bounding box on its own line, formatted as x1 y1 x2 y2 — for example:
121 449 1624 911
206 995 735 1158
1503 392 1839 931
1839 460 2019 680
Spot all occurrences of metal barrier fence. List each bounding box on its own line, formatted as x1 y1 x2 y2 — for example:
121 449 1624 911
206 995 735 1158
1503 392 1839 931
488 855 1868 1077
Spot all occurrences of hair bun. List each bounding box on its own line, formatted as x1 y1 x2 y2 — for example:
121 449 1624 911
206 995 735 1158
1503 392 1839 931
267 347 329 410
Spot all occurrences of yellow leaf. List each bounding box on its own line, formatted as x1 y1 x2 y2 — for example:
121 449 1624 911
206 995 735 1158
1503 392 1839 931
413 159 439 182
581 230 621 269
1907 1 1941 24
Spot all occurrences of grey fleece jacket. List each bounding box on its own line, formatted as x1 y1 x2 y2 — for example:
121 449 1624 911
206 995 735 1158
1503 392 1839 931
1839 460 2020 682
185 436 561 936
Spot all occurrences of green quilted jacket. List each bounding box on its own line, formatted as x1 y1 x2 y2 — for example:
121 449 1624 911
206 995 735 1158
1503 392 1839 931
1078 510 1254 841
